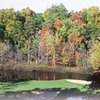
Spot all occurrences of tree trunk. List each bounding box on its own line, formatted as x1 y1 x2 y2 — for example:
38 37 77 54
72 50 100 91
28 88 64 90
53 73 56 80
53 49 56 67
27 36 31 64
35 48 38 66
46 48 49 66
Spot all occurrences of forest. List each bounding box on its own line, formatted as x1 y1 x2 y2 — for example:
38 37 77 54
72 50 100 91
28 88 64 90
0 4 100 81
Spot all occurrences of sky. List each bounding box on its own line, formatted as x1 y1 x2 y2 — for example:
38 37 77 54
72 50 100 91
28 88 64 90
0 0 100 13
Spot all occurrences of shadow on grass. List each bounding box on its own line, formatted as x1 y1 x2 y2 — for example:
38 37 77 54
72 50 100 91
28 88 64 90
0 79 29 90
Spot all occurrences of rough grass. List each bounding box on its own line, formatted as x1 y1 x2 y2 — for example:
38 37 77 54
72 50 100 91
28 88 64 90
0 62 94 74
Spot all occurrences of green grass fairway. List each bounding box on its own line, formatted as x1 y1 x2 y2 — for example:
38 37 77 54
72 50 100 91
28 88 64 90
0 80 89 94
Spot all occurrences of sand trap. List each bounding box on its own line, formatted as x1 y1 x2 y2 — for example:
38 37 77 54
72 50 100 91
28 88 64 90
66 79 91 85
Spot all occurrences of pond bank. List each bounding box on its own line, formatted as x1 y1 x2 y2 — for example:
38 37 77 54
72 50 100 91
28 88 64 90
0 62 93 80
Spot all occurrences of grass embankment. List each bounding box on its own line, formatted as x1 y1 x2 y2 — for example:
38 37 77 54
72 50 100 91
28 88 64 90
0 79 96 94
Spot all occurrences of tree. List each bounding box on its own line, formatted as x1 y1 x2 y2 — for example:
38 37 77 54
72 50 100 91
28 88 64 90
0 8 16 26
33 13 43 31
89 40 100 71
0 23 5 42
58 17 83 66
20 7 36 64
45 32 55 67
43 4 68 29
0 42 7 63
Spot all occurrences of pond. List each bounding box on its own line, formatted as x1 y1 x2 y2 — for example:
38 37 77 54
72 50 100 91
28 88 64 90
0 90 100 100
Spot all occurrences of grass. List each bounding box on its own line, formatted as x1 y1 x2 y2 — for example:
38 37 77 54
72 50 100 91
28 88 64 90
0 79 90 94
0 62 93 75
0 79 100 95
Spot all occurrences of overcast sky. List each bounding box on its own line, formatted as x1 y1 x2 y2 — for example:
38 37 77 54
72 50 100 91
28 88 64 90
0 0 100 12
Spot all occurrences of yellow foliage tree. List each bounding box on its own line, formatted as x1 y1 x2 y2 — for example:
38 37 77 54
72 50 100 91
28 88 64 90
89 40 100 70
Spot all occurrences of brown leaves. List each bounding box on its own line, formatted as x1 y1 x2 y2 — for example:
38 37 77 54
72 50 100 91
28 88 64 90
54 18 61 29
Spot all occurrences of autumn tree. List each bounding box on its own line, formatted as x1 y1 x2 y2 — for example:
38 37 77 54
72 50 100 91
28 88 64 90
89 40 100 71
20 7 36 63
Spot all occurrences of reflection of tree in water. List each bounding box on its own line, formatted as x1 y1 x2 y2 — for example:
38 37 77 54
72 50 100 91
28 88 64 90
52 88 100 100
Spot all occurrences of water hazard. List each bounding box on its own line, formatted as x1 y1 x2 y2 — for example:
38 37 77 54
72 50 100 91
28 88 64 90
0 89 100 100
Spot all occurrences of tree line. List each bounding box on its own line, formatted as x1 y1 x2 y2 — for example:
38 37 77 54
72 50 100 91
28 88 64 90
0 4 100 71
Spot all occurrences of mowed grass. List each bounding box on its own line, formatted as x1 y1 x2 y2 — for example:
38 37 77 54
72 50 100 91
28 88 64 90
0 80 89 94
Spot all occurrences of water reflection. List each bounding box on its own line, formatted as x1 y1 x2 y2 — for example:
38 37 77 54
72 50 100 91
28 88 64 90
66 97 83 100
0 89 100 100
